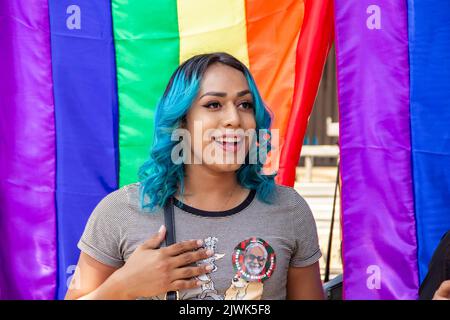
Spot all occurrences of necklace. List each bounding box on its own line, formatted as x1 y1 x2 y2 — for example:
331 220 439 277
183 184 239 211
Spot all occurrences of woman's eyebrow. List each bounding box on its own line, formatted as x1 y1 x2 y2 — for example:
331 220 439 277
236 89 251 97
199 91 226 99
199 90 251 99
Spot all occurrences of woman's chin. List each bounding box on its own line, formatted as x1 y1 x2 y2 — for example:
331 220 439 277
206 162 243 173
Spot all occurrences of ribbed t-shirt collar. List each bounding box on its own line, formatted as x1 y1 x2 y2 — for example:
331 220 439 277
173 189 256 217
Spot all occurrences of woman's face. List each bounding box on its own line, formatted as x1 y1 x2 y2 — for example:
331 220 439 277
184 63 257 173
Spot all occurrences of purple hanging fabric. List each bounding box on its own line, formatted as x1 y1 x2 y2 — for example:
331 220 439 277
0 1 57 299
334 1 419 299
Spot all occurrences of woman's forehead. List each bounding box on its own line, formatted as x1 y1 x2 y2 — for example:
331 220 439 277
199 63 249 93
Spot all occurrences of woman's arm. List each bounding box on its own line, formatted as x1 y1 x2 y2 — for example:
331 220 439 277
286 262 325 300
65 227 213 300
65 252 127 300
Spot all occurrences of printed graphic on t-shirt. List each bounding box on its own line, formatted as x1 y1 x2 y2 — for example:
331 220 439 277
170 236 276 300
178 236 225 300
225 237 276 300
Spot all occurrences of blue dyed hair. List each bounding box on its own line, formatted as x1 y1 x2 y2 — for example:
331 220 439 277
138 52 276 212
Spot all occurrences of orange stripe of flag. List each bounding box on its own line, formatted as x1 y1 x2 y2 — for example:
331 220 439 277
245 0 305 174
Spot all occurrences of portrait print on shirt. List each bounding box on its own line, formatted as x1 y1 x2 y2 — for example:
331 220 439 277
225 237 276 300
175 236 276 300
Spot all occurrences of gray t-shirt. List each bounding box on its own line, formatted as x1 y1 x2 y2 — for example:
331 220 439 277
78 183 321 300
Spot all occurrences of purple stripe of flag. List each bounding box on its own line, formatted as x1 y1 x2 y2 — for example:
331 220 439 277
0 1 57 299
334 0 419 299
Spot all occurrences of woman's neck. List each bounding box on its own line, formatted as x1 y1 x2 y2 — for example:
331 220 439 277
177 164 248 211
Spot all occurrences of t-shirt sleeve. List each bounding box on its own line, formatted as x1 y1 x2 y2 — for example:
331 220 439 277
289 192 322 268
77 189 126 268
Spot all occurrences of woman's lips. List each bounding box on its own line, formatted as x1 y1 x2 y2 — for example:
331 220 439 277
212 138 244 153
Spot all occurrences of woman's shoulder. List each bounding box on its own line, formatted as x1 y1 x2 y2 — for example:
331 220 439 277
271 185 319 252
270 184 310 210
99 182 141 205
122 182 140 206
122 182 161 214
86 182 160 229
91 182 143 218
97 183 138 207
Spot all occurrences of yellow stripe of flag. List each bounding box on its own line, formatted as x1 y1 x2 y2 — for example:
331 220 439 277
177 0 250 67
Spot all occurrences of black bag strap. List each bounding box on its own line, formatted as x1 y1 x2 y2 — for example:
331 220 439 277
164 197 176 246
163 197 177 300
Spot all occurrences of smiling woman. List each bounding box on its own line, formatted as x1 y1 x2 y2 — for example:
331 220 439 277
65 53 324 300
139 53 275 212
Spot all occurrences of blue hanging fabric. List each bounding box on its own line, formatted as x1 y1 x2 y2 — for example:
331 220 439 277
48 0 119 299
408 0 450 282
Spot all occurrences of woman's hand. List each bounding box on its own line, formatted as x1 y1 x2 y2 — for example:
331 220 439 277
113 225 213 299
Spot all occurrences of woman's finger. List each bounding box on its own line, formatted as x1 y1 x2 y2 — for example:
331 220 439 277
170 248 212 268
169 279 203 292
170 264 213 281
163 239 204 256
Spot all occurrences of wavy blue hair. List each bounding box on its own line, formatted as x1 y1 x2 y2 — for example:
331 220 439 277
138 52 276 212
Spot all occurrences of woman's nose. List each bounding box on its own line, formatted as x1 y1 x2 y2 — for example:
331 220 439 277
221 103 240 127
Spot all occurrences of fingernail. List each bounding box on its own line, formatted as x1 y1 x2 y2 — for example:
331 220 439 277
197 239 203 247
196 281 203 286
206 249 214 256
205 265 213 271
158 225 165 233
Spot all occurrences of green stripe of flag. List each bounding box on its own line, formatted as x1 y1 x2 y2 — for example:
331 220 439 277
112 0 180 186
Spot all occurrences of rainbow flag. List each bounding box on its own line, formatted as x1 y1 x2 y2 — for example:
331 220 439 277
0 0 333 299
112 0 333 187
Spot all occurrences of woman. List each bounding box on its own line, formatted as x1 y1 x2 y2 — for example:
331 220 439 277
65 52 324 300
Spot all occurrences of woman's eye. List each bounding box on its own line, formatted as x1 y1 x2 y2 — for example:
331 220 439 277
204 102 221 109
239 102 254 110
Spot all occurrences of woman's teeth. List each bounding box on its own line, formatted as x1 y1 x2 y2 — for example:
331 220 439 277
214 137 242 143
213 136 243 152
